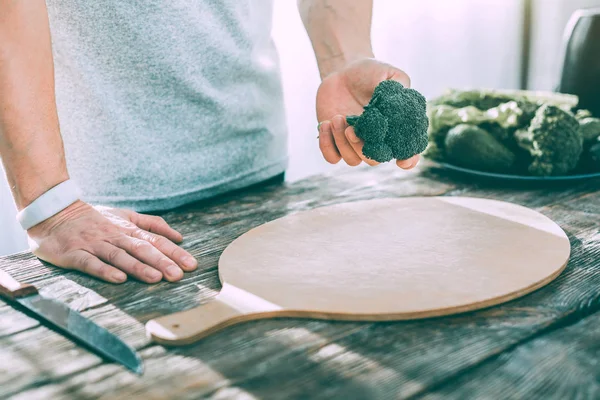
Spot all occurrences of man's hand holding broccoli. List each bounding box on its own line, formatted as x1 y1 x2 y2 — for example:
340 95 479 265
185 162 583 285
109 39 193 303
298 1 427 169
316 59 427 169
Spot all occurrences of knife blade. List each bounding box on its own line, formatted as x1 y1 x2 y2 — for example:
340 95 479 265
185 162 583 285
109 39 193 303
0 269 143 374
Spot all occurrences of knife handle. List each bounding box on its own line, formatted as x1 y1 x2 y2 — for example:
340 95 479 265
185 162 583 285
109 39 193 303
0 269 38 300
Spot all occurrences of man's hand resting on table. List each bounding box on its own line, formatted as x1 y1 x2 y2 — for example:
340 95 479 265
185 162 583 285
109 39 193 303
26 201 198 284
316 58 420 169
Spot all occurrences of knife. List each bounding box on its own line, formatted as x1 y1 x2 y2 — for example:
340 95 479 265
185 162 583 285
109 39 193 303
0 269 143 374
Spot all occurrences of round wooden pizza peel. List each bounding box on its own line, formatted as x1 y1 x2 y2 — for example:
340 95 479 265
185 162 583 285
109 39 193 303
146 196 570 346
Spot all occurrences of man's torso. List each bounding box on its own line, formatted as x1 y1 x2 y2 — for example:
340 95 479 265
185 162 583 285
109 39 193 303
47 0 288 211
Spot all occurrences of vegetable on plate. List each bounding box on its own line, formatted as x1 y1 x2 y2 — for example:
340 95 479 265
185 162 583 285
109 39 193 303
424 88 600 176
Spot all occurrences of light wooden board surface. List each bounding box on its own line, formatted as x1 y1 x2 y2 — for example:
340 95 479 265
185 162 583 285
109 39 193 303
146 196 571 345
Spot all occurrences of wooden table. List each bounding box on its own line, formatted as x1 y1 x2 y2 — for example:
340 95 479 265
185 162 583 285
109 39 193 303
2 162 600 400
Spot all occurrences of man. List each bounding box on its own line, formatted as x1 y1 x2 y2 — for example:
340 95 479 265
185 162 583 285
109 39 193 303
0 0 419 284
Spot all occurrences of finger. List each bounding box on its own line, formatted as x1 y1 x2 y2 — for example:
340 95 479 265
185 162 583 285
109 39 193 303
344 126 379 167
331 115 361 166
318 120 342 164
63 250 127 284
130 229 196 274
108 235 184 282
92 241 165 283
133 214 183 243
396 155 420 170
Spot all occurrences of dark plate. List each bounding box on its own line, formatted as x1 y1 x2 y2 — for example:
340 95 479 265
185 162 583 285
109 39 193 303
426 160 600 182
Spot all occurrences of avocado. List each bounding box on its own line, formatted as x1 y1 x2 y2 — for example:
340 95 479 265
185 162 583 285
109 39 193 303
444 124 516 173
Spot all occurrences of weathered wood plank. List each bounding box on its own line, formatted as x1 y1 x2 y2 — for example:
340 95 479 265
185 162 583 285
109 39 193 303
0 304 38 338
0 276 109 336
421 310 600 400
2 164 600 399
9 346 231 400
7 322 368 399
0 326 102 394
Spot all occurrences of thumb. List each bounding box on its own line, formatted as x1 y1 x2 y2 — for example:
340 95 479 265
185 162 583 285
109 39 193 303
386 66 411 88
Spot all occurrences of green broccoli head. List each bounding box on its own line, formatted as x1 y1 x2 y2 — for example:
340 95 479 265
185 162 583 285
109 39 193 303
515 104 583 176
363 141 394 161
346 107 387 143
346 80 429 162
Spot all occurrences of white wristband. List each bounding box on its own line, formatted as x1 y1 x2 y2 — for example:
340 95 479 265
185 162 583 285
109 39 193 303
16 179 81 231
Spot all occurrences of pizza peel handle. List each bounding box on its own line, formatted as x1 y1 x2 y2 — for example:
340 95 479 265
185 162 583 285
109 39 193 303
146 284 281 346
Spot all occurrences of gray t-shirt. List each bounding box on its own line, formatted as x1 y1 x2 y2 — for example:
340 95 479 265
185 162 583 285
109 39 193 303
46 0 288 212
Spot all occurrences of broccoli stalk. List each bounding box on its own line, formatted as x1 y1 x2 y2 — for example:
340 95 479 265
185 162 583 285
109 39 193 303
346 80 429 162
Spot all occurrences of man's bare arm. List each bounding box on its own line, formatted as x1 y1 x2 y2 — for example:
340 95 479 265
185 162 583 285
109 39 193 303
0 0 197 283
0 0 68 209
297 0 375 79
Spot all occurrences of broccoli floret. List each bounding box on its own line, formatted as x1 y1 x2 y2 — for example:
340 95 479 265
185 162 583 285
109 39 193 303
347 107 387 143
363 142 394 161
346 80 429 162
514 104 583 176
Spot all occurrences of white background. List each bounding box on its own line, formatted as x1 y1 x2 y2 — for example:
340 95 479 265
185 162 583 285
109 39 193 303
1 0 598 256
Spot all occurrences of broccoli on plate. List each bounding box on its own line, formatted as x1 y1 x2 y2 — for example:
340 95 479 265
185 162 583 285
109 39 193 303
515 104 583 176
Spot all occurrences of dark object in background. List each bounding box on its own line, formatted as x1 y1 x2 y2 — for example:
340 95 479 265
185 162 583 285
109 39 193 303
558 8 600 117
347 80 429 163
